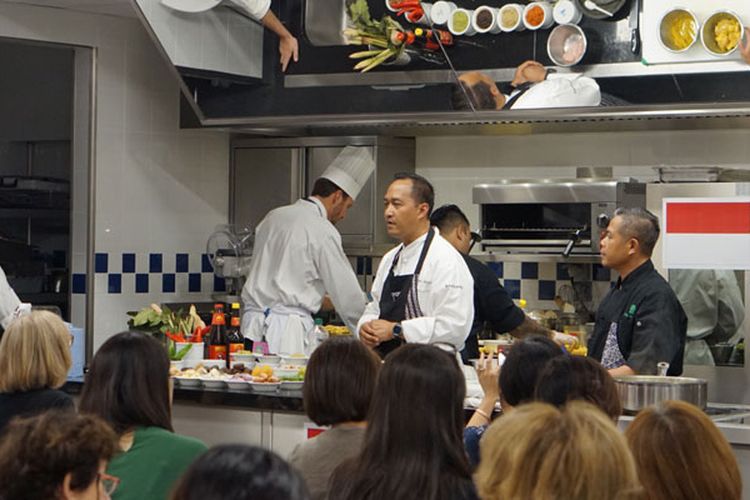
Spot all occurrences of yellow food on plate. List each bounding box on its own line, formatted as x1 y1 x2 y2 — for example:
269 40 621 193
669 12 696 50
324 325 351 336
252 364 274 377
714 18 741 53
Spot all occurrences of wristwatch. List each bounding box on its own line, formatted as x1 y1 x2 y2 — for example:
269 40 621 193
392 323 403 339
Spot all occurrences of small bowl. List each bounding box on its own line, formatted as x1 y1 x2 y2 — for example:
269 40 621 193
472 6 500 34
497 4 525 32
547 24 587 66
170 360 184 371
281 380 304 391
251 382 281 393
226 380 252 391
430 0 457 25
276 367 301 379
658 8 698 53
701 10 744 57
448 8 476 36
175 377 201 388
523 2 554 31
201 377 227 389
280 355 308 366
255 354 281 366
197 359 225 370
553 0 582 25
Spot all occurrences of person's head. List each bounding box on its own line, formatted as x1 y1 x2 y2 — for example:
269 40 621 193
430 204 479 255
600 207 660 272
79 331 172 435
384 173 435 245
499 335 564 408
311 177 353 224
0 411 119 500
625 400 741 500
476 402 641 500
534 355 622 421
0 310 72 393
171 445 309 500
303 336 381 426
452 71 506 110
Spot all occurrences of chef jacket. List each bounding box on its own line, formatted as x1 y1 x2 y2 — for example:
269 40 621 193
226 0 270 20
357 229 474 350
503 73 600 110
241 197 366 353
461 255 525 361
0 266 23 330
670 269 744 366
588 260 687 376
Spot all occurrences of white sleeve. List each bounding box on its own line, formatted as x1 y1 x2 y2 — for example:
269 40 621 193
0 266 23 329
516 74 600 108
356 254 391 338
401 254 474 349
315 232 367 334
226 0 271 20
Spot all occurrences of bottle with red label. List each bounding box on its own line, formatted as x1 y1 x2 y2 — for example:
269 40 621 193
208 303 227 360
226 302 244 367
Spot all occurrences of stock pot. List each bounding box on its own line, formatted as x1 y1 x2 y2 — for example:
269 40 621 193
614 375 708 413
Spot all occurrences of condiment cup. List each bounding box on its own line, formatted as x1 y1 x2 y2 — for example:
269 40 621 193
701 10 744 57
448 8 476 36
472 6 501 34
497 4 525 32
553 0 582 25
430 1 457 25
658 7 698 53
523 1 554 31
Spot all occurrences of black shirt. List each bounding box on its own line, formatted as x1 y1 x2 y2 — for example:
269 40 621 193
462 255 526 361
0 388 74 434
588 260 687 375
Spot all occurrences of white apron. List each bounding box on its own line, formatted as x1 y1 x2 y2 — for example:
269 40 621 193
242 305 318 356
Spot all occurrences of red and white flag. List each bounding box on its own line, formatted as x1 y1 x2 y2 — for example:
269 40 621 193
663 198 750 269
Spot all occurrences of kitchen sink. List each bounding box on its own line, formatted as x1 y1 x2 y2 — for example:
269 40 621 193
305 0 348 46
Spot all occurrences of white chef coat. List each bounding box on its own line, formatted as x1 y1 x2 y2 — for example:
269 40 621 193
670 269 745 366
241 197 366 355
505 73 601 109
226 0 271 20
0 265 24 330
357 229 474 350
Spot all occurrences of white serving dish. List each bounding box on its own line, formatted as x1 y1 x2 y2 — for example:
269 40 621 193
523 2 554 30
251 382 281 393
197 359 225 370
170 360 184 371
498 4 525 32
201 377 228 389
472 6 500 34
226 380 252 391
448 8 476 36
256 354 281 366
281 380 304 391
276 367 301 379
280 355 308 366
175 377 201 388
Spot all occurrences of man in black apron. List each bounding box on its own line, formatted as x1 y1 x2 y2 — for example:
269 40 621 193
358 174 474 358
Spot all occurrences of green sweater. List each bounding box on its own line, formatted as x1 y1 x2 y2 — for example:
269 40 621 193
108 427 207 500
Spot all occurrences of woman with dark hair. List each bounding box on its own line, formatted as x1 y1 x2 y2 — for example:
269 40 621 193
0 410 119 500
79 331 207 500
289 337 381 500
534 355 622 421
171 445 309 500
328 344 477 500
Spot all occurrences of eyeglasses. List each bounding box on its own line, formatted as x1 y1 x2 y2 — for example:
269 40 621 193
98 473 120 496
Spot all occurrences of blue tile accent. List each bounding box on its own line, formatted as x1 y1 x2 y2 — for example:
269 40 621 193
365 257 372 275
539 280 557 300
162 273 175 293
593 264 610 282
201 254 213 273
135 273 149 293
72 274 86 294
556 263 570 281
503 279 521 299
149 253 163 273
95 253 108 273
122 253 136 273
189 273 202 292
521 262 538 279
487 262 503 278
108 274 121 294
214 276 226 293
176 253 189 273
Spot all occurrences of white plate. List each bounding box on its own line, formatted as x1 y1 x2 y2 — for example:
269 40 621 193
201 378 228 389
226 380 252 391
251 382 281 393
256 355 281 366
280 355 308 366
275 368 300 379
280 380 304 390
175 377 201 388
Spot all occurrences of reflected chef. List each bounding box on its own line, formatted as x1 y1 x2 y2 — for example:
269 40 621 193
0 265 29 331
588 208 687 376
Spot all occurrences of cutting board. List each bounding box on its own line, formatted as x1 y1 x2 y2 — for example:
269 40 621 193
642 0 749 65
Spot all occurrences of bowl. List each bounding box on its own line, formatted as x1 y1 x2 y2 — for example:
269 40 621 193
251 382 281 393
547 24 587 66
255 354 281 366
226 379 252 391
522 2 554 31
448 8 476 36
197 359 226 370
275 367 301 379
497 4 524 32
281 380 304 391
658 8 698 53
430 0 457 25
201 377 227 389
280 355 309 366
553 0 582 25
472 6 500 34
175 377 201 388
701 10 743 57
170 360 184 371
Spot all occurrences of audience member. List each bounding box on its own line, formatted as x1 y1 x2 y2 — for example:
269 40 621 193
476 402 642 500
79 331 207 500
171 445 309 500
0 310 74 433
625 400 742 500
0 411 119 500
534 355 622 421
289 337 380 500
463 352 501 469
499 335 564 409
329 344 477 500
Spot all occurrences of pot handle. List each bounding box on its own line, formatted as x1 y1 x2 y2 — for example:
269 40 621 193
657 361 669 377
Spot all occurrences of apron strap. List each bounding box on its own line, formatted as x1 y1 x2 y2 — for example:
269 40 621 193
406 229 435 319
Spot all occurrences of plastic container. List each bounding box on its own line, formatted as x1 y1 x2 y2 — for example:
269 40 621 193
430 0 457 25
472 6 501 34
497 4 525 32
448 8 476 36
523 2 554 30
553 0 582 25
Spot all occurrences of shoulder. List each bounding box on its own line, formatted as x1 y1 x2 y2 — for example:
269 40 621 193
137 427 208 454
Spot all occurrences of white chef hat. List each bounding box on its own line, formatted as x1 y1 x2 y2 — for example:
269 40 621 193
319 147 376 201
161 0 222 13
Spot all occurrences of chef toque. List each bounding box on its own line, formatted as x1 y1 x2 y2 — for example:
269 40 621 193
161 0 222 13
319 147 376 201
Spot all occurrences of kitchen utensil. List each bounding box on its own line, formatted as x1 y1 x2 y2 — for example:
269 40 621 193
701 10 744 57
658 8 699 53
614 374 708 413
628 0 640 53
584 0 613 17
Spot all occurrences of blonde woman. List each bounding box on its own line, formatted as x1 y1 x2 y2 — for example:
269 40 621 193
476 402 641 500
0 310 74 432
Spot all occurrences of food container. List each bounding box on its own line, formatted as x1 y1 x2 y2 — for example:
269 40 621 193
226 379 252 391
197 359 225 370
523 2 554 31
281 380 304 391
201 377 228 389
553 0 582 25
406 4 432 26
177 342 202 365
251 382 281 393
498 4 525 32
701 10 743 57
175 377 201 388
547 25 587 67
472 6 500 34
280 354 309 366
430 1 457 25
658 8 699 53
448 8 476 36
170 360 184 371
255 354 281 366
275 367 301 379
614 375 708 413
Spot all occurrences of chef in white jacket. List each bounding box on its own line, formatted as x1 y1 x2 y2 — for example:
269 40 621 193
0 265 30 330
161 0 299 71
358 173 474 357
241 147 374 356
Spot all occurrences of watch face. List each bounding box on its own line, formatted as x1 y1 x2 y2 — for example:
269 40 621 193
393 324 402 336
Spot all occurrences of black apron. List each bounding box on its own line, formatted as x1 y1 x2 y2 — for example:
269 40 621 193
375 229 435 358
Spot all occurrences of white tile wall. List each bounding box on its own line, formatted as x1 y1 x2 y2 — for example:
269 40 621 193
0 3 230 351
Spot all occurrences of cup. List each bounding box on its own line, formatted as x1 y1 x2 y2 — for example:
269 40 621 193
523 1 554 31
553 0 583 25
498 4 525 32
430 0 457 25
449 8 476 36
472 6 501 34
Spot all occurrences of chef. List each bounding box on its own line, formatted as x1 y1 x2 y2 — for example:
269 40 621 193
588 208 687 376
358 174 473 357
0 265 29 331
241 147 374 356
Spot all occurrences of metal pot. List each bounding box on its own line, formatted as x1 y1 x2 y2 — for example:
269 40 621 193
614 375 708 413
